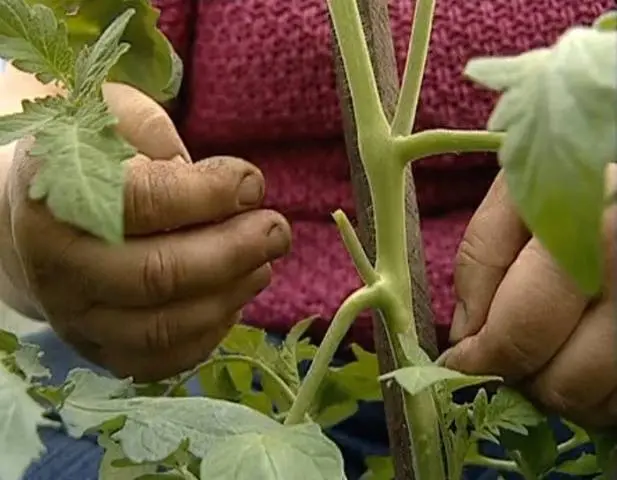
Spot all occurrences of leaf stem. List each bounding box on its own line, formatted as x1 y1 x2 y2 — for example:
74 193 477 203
164 354 296 408
465 451 520 473
394 129 504 165
332 209 378 284
390 0 437 135
557 421 590 455
284 286 379 425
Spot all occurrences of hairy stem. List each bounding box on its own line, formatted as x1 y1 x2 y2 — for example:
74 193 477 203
394 129 504 164
284 286 379 425
332 209 378 284
390 0 437 135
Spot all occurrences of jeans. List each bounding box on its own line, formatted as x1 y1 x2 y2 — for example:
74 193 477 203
21 329 588 480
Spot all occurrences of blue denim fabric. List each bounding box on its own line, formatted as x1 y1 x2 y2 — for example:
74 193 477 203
20 329 590 480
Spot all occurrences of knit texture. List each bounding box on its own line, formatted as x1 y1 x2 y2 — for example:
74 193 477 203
153 0 611 350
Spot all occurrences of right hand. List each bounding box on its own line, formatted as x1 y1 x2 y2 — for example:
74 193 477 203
0 80 292 382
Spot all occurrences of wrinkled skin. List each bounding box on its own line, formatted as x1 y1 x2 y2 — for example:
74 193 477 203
0 80 291 382
447 165 617 428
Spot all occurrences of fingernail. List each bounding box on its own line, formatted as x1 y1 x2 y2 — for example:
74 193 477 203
238 173 263 206
449 301 468 344
266 224 290 259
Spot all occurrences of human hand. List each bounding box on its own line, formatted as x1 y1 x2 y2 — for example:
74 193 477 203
0 82 291 382
445 165 616 428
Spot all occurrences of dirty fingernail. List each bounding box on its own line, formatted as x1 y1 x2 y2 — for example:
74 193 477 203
266 224 291 259
449 301 468 344
238 173 263 206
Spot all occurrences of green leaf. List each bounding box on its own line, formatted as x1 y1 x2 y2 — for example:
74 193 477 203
360 456 394 480
309 373 358 428
382 365 501 397
278 317 317 390
330 344 381 402
13 343 51 381
0 364 47 480
476 388 544 443
0 0 75 85
0 96 65 147
52 0 183 102
28 98 134 243
594 11 617 31
71 8 134 103
98 435 157 480
0 329 20 354
465 27 617 294
64 368 133 401
199 423 345 480
59 371 282 463
589 430 617 475
555 453 600 476
500 421 558 476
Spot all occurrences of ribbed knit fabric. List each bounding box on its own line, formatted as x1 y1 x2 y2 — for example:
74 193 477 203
152 0 611 350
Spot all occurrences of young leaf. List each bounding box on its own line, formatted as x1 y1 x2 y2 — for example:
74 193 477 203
71 8 135 103
589 430 617 475
309 373 359 428
381 365 501 397
330 344 381 402
0 329 21 354
13 343 51 381
50 0 183 102
554 453 600 476
27 101 135 243
594 11 617 31
475 388 544 442
499 421 558 476
465 27 617 294
0 96 65 147
360 455 394 480
98 435 157 480
0 0 75 86
0 364 47 480
199 423 345 480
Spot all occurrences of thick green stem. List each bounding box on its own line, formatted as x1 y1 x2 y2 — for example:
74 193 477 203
284 286 379 425
394 129 504 164
390 0 437 135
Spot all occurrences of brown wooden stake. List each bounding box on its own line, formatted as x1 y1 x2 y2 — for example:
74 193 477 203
330 1 438 479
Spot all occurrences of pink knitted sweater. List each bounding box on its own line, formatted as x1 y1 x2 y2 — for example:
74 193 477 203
152 0 610 350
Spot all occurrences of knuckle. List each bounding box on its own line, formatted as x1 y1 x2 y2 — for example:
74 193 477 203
131 163 177 229
141 245 179 303
144 308 176 351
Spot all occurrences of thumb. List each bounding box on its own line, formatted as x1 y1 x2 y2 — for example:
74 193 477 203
102 83 190 163
450 171 530 343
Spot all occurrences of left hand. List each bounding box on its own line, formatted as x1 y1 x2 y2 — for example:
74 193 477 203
444 164 616 428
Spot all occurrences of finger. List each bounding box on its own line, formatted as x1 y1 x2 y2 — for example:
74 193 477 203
102 317 238 382
124 156 266 235
445 238 589 381
102 83 190 162
450 171 530 342
22 208 290 306
525 299 616 428
81 264 272 350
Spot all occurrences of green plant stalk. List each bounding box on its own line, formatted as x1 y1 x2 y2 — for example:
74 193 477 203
390 0 437 135
327 0 446 478
284 286 379 425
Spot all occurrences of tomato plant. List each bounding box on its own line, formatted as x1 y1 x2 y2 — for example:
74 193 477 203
0 1 614 479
